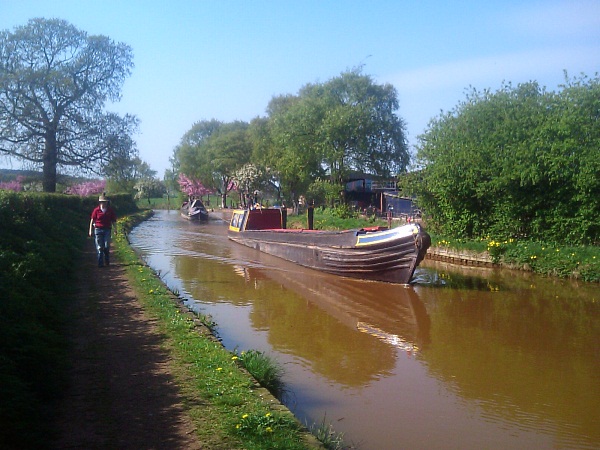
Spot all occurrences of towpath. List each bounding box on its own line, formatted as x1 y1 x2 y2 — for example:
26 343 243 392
53 239 203 449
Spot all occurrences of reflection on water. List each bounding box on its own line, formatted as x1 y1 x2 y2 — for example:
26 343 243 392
130 211 600 450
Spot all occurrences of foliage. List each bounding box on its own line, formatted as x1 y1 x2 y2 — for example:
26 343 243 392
236 350 286 400
308 415 346 450
172 120 251 208
105 156 156 194
177 172 213 197
252 68 408 204
134 178 165 203
204 121 253 206
413 74 600 245
231 163 264 206
0 18 138 192
429 233 600 282
0 175 24 191
307 69 409 184
173 68 409 208
64 179 106 196
306 178 344 207
0 192 93 447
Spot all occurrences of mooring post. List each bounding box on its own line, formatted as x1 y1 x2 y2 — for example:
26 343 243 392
307 204 314 230
281 207 287 229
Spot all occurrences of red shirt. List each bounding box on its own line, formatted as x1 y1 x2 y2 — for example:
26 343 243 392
91 205 117 229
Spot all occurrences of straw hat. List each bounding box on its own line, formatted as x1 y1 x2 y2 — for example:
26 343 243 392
98 193 109 202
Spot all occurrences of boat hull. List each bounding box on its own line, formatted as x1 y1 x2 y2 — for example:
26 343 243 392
180 210 208 221
180 199 209 221
228 211 430 284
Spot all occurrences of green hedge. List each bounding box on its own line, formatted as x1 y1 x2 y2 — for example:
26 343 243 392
0 191 136 448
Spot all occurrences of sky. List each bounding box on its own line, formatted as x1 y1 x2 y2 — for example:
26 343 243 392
1 0 599 176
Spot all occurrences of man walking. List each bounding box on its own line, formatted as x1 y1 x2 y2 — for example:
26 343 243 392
89 193 117 267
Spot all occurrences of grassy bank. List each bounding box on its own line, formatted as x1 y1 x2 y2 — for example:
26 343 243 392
428 233 600 283
0 192 137 448
115 212 325 449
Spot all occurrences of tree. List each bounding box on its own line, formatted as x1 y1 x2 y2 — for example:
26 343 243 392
0 18 137 192
207 122 253 207
261 69 409 205
309 69 409 184
260 94 325 208
171 119 222 188
64 179 106 196
414 74 600 245
231 163 264 207
134 178 165 204
105 156 155 193
177 172 213 199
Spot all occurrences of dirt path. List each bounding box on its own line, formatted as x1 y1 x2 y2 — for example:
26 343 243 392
53 239 203 449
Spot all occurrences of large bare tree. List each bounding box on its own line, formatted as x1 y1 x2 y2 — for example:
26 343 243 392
0 18 137 191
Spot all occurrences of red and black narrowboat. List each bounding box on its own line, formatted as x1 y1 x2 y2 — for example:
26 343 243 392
228 208 430 284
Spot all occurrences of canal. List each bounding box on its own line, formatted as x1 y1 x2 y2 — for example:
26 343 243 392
129 210 600 450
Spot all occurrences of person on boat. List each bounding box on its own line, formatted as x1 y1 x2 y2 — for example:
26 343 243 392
88 193 118 267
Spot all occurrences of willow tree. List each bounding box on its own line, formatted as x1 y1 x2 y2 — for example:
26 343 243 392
262 69 409 203
0 18 137 192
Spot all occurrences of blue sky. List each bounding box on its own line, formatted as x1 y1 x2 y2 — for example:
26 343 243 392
1 0 598 176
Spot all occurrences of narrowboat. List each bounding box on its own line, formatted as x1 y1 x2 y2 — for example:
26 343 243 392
181 198 209 221
228 208 431 284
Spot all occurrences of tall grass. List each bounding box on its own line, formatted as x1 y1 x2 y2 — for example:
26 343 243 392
237 350 286 400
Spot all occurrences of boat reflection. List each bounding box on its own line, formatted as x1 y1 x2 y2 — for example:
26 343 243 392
234 262 431 354
232 259 431 386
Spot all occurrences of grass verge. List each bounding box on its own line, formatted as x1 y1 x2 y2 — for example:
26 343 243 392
429 233 600 283
114 211 324 449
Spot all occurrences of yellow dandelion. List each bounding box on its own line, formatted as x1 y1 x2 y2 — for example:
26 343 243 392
265 413 271 418
231 356 238 360
266 427 273 433
236 424 241 429
242 414 249 419
216 367 223 371
149 289 154 294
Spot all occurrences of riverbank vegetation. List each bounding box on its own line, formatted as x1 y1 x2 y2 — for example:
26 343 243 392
402 74 599 247
0 191 137 447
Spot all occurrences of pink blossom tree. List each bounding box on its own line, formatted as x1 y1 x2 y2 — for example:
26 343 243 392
0 176 24 191
177 173 214 204
65 179 106 196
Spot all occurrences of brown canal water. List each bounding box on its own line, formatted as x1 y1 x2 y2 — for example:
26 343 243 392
129 210 600 450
